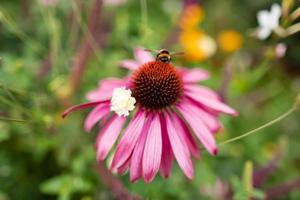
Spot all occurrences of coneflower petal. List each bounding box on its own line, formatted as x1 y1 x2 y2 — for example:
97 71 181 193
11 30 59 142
134 47 153 64
178 105 218 155
96 115 126 161
185 90 238 116
62 101 105 118
119 59 139 71
86 78 128 101
184 84 219 100
180 68 210 83
130 114 152 182
165 113 193 179
159 114 173 179
174 113 200 158
111 110 146 171
142 114 162 183
117 157 130 175
84 103 110 132
181 99 222 133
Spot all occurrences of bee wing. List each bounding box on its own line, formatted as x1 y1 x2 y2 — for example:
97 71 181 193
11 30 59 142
144 49 159 53
170 52 184 56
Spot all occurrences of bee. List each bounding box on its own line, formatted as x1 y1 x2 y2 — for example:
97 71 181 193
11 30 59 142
145 49 184 63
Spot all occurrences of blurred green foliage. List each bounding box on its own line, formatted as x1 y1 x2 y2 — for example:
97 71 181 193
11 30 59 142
0 0 300 199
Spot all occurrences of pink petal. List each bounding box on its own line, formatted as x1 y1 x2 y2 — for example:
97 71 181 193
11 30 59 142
134 47 154 64
117 157 130 175
184 84 219 100
111 109 146 171
96 115 126 161
179 68 210 83
165 113 193 179
185 89 238 116
86 78 128 101
62 101 105 118
181 99 221 133
129 115 151 182
177 105 218 155
173 113 200 158
159 114 173 178
119 59 139 71
142 114 162 183
84 103 110 132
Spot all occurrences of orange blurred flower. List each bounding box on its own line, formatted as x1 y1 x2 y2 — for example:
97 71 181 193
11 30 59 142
180 5 204 30
218 30 243 52
180 30 217 61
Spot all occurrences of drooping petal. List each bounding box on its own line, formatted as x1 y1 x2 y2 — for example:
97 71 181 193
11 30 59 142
165 113 193 179
181 99 221 133
96 115 126 161
180 68 210 83
119 59 140 71
177 105 218 155
117 157 130 175
159 114 173 178
84 103 110 132
134 47 154 64
142 114 162 183
185 89 237 116
86 78 128 101
173 113 200 158
111 109 146 171
129 115 152 182
184 84 219 100
62 101 105 118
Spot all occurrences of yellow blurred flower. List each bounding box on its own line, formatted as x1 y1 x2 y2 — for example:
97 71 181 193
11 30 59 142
180 5 204 30
49 76 73 100
180 30 217 61
218 30 243 52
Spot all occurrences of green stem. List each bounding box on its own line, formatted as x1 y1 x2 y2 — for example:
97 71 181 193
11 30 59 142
290 7 300 22
0 117 28 123
219 107 296 146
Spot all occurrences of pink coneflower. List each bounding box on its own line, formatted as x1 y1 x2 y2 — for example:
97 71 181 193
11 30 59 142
63 47 237 183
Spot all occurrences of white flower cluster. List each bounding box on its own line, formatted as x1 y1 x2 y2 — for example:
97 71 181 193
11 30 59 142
110 87 136 117
257 4 282 40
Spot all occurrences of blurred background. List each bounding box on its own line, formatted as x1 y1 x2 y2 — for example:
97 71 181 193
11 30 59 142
0 0 300 199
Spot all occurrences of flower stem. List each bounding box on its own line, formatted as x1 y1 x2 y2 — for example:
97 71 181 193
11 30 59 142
0 117 28 123
219 107 296 146
290 7 300 22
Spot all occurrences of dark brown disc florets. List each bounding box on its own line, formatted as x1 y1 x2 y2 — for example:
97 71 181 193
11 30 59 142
132 61 183 110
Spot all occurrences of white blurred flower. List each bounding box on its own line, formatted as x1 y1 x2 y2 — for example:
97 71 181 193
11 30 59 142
110 87 136 117
257 4 282 40
197 34 217 58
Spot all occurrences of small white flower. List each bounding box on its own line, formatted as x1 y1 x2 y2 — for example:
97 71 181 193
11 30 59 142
110 87 136 117
257 4 282 40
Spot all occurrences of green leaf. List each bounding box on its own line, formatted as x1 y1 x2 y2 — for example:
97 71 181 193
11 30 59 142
40 174 92 200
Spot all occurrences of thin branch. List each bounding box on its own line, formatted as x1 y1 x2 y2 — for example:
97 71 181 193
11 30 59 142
37 53 52 79
219 107 295 146
266 179 300 200
69 0 107 92
218 63 233 102
253 151 282 187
